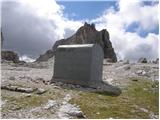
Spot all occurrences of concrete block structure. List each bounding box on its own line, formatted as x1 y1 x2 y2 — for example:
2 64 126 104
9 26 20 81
51 44 104 88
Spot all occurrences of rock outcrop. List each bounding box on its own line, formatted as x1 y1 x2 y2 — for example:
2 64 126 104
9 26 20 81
138 57 147 63
36 22 117 62
1 50 20 63
1 29 4 47
36 50 53 62
155 58 159 64
153 58 159 64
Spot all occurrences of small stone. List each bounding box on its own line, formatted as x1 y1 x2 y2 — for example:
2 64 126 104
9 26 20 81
67 84 72 88
62 101 67 105
25 94 32 97
62 83 68 87
9 76 15 80
124 66 131 70
123 60 129 64
44 100 57 109
96 112 100 115
36 88 46 95
6 85 18 91
139 107 148 113
75 85 81 88
1 100 8 107
119 60 123 62
16 87 34 93
36 77 44 81
11 106 22 110
42 80 48 85
68 110 85 118
71 84 76 89
136 70 143 74
65 104 85 118
143 88 148 91
136 70 147 76
109 117 113 119
52 86 61 89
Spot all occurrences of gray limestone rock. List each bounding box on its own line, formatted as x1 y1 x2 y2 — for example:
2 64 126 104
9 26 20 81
36 88 47 95
123 60 129 64
44 100 58 109
96 82 122 96
138 57 147 63
16 87 34 93
153 58 159 64
9 76 15 80
36 22 117 62
36 50 53 62
1 50 20 63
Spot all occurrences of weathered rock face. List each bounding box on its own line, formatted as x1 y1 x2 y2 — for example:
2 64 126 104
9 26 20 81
1 30 4 47
1 51 20 63
152 58 159 64
154 58 159 64
36 50 54 62
36 22 117 62
138 57 148 63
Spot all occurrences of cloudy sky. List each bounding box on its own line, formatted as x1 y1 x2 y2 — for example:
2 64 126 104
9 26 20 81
1 0 159 62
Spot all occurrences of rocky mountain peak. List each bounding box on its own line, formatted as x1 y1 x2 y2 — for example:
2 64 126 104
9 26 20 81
36 22 117 62
83 22 95 30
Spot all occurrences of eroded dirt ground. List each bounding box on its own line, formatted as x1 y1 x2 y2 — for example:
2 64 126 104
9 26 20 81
1 58 159 119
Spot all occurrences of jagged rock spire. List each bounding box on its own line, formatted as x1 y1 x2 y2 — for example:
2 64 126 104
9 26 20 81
36 22 117 62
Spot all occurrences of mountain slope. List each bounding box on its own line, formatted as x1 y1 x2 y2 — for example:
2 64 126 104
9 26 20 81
36 22 117 62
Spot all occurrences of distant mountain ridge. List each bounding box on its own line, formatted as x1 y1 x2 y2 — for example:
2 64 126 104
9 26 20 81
36 22 117 62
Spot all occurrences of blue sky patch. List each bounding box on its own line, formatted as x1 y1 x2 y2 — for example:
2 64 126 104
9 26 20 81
125 22 139 33
126 22 159 37
57 1 117 20
138 25 159 37
57 1 158 37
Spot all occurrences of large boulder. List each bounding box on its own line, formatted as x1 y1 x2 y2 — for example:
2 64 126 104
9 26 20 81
155 58 159 64
138 57 147 63
1 50 20 63
36 49 53 62
153 58 159 64
36 22 117 62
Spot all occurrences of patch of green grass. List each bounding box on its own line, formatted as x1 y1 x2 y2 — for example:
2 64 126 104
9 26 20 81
1 90 64 112
2 95 45 112
127 79 159 113
69 78 159 119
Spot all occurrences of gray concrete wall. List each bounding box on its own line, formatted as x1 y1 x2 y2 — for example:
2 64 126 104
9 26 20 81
52 44 103 87
90 44 104 87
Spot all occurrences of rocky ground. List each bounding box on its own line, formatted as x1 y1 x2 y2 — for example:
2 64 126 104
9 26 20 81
1 58 159 119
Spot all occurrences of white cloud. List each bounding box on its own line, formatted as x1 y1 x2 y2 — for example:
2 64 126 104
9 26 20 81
19 55 35 63
116 0 158 31
92 0 159 61
1 0 159 61
17 0 84 39
1 0 83 58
